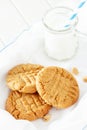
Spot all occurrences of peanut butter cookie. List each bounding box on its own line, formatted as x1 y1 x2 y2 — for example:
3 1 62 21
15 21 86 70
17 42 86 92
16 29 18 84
6 64 43 93
5 91 51 121
36 66 79 109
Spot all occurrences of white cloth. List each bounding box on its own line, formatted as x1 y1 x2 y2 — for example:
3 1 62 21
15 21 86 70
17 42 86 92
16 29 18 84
0 23 87 130
0 109 36 130
48 93 87 130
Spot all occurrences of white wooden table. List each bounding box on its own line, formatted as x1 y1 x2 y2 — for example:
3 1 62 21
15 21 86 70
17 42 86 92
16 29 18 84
0 0 87 51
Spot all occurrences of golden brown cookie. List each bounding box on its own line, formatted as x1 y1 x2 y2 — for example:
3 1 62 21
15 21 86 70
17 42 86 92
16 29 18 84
36 66 79 109
5 91 51 121
6 64 43 93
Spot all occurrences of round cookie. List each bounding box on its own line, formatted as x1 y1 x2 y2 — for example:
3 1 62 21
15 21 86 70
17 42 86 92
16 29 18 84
6 64 43 93
36 66 79 109
5 91 51 121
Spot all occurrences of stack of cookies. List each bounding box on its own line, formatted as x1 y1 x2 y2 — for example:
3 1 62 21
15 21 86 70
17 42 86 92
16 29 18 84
5 63 79 121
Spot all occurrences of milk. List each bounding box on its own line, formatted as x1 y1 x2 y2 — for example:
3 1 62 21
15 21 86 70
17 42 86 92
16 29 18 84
43 7 78 60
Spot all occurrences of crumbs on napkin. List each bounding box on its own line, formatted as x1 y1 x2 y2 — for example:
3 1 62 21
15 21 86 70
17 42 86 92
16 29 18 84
43 114 51 122
83 76 87 82
72 67 79 75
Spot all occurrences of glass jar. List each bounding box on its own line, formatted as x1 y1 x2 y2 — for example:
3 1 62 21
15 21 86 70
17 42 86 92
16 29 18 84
42 7 78 61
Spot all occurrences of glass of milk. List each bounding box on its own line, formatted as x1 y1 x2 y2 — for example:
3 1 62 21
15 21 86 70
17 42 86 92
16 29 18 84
42 7 78 61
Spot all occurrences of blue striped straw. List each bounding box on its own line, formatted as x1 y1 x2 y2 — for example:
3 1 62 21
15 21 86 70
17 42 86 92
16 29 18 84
65 0 87 27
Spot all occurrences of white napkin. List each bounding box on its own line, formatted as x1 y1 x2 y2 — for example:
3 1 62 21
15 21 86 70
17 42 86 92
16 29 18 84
0 109 36 130
0 0 28 47
48 93 87 130
0 22 87 130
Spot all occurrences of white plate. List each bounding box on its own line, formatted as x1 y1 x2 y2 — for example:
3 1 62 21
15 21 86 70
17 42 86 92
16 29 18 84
0 22 87 130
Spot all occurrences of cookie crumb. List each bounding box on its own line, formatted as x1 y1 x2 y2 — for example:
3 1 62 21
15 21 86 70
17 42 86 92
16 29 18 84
72 67 79 75
83 76 87 82
43 114 51 121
